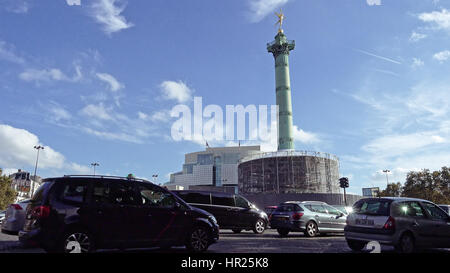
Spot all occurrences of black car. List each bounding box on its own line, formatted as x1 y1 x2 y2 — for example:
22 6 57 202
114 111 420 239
18 175 219 253
173 190 268 234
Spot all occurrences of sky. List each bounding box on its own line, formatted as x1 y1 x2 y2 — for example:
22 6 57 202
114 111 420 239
0 0 449 194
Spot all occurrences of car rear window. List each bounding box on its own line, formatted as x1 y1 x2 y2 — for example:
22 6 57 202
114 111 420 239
353 199 392 216
276 204 302 212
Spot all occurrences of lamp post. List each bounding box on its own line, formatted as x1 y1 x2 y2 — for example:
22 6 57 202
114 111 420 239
91 162 99 175
32 145 44 198
383 169 390 188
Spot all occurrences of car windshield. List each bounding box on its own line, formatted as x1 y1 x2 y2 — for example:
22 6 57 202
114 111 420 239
353 199 392 216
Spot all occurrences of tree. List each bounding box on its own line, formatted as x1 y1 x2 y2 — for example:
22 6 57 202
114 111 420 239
401 167 450 204
0 173 17 210
379 182 402 197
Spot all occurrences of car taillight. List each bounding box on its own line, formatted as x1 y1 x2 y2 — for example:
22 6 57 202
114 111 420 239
383 216 395 230
292 212 304 220
31 205 51 219
10 204 23 210
269 215 272 221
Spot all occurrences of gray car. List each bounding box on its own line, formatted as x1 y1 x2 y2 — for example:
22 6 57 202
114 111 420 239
0 210 5 225
1 199 31 235
345 197 450 253
270 201 347 237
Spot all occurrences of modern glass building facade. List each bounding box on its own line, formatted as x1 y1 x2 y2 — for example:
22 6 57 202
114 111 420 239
168 146 261 191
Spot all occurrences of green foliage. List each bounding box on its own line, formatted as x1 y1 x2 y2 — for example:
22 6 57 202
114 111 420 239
379 167 450 204
379 182 402 197
0 174 17 210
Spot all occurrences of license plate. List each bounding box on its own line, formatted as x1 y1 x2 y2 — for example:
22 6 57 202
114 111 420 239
355 219 374 225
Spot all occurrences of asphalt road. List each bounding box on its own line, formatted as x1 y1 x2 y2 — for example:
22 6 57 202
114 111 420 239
1 229 449 253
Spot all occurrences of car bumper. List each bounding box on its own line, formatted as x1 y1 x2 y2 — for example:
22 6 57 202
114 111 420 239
1 219 22 234
18 228 43 247
344 226 397 245
209 225 219 245
270 220 305 231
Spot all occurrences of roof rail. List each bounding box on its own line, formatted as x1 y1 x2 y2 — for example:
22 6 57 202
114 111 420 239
52 174 153 183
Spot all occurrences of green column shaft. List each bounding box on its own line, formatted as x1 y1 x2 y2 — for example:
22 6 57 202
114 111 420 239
267 32 295 151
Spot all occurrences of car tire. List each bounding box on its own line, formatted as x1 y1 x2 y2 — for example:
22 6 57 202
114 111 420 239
253 219 266 234
346 239 366 252
232 229 242 234
277 228 289 237
58 228 95 253
395 233 415 253
186 226 210 253
304 221 318 237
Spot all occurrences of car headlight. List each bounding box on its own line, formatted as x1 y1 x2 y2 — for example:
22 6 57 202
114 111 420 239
208 215 217 224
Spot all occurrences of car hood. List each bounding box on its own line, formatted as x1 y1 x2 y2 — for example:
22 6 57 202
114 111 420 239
189 206 214 218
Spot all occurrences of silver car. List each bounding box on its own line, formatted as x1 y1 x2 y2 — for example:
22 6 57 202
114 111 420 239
0 210 5 225
345 197 450 253
1 199 31 235
270 201 347 237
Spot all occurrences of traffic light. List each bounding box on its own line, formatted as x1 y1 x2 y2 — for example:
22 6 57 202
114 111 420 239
339 177 349 188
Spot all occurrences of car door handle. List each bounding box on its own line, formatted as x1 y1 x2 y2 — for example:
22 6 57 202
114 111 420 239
411 222 419 227
147 213 152 217
97 210 103 215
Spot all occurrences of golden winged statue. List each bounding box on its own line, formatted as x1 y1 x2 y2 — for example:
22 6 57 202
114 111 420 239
275 9 285 33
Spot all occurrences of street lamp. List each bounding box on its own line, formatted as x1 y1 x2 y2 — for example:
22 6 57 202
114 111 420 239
383 169 390 188
91 162 99 175
32 145 44 198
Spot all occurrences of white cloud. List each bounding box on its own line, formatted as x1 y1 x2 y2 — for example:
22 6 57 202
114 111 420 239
418 9 450 30
409 32 427 42
248 0 289 23
366 0 381 6
90 0 134 34
80 103 114 121
3 0 29 14
19 66 82 83
96 72 124 91
293 125 320 143
412 58 424 68
160 81 192 103
49 104 72 122
66 0 81 6
138 110 171 123
0 124 65 170
433 50 450 63
82 127 142 143
0 41 25 64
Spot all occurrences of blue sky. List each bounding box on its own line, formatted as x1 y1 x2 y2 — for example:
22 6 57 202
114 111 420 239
0 0 449 194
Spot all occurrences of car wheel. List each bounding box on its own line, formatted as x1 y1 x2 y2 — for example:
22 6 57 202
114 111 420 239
186 226 210 253
60 229 95 253
395 233 415 253
232 229 242 234
277 228 289 237
347 239 366 252
253 219 266 234
304 221 318 237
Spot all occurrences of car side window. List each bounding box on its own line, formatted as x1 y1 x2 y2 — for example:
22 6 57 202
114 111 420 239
422 202 449 220
235 196 249 208
59 182 88 204
311 205 327 214
138 184 176 209
325 205 342 216
394 202 426 218
211 195 234 207
93 182 137 206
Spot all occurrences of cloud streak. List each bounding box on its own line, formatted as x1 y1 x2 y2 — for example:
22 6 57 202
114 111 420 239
355 49 402 64
90 0 134 34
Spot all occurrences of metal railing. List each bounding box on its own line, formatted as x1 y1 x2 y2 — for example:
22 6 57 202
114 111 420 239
239 150 339 164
